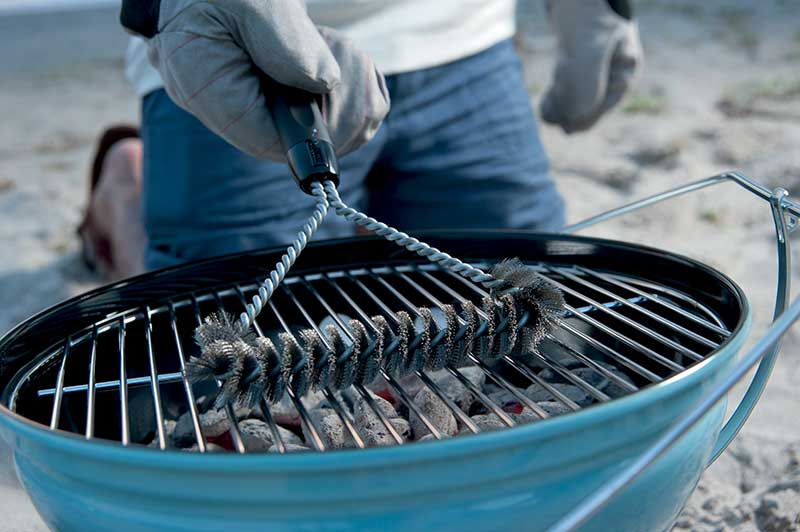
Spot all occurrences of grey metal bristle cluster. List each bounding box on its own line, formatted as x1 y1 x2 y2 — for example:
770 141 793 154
186 258 565 407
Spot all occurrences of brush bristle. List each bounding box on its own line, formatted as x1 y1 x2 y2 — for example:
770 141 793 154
185 340 239 381
490 257 565 343
194 311 251 348
226 340 262 408
299 328 331 392
490 258 545 291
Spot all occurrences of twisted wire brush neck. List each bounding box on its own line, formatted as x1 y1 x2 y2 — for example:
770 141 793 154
322 181 507 292
238 182 329 331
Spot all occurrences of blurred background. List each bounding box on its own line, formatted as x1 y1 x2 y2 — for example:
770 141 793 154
1 0 798 530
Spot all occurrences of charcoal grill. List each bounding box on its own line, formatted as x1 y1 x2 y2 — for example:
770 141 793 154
9 256 731 449
1 171 798 532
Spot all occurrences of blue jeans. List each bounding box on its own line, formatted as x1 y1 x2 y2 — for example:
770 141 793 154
141 39 565 270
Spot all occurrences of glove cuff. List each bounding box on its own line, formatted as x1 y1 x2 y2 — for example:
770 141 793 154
120 0 162 38
606 0 633 21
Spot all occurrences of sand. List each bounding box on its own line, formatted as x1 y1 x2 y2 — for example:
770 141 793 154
1 1 799 530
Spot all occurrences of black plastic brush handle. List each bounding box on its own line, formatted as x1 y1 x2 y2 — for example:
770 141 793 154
262 78 340 195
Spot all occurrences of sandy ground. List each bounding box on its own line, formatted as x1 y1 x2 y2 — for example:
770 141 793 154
1 1 799 530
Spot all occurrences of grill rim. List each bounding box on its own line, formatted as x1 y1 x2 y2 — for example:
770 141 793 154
0 230 751 458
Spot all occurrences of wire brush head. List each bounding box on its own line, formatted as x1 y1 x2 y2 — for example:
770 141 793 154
490 258 565 342
185 339 245 408
184 260 564 407
194 311 252 348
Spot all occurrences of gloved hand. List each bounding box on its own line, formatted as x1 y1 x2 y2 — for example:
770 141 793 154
540 0 643 134
120 0 389 160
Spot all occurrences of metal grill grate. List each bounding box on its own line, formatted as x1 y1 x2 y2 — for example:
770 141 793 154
9 261 731 453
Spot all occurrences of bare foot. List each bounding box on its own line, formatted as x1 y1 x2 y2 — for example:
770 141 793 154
80 138 146 280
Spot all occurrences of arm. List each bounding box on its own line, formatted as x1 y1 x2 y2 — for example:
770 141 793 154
120 0 389 160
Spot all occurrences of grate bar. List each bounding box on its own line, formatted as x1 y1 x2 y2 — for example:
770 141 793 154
353 383 404 445
468 358 549 419
379 369 443 440
259 396 286 454
118 319 130 445
545 335 638 394
500 355 580 411
224 402 246 454
575 267 726 344
39 372 182 397
169 303 206 452
416 370 481 433
542 271 705 363
555 267 719 350
143 309 167 450
84 327 98 439
288 387 325 451
321 387 367 450
49 339 70 430
446 365 515 427
562 302 684 372
524 345 611 404
555 321 661 383
612 275 730 334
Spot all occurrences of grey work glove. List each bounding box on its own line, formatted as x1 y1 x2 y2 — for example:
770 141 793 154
122 0 389 160
540 0 643 133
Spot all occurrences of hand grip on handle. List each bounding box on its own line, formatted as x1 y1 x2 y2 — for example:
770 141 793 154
262 79 340 195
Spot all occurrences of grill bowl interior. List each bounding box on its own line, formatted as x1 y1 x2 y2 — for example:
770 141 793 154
0 231 749 531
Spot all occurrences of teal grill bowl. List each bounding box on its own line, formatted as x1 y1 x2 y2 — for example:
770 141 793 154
0 233 750 531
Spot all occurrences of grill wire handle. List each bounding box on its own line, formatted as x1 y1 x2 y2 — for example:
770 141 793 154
549 171 800 531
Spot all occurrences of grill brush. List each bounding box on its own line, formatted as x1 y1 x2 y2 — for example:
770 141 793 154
185 89 564 407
